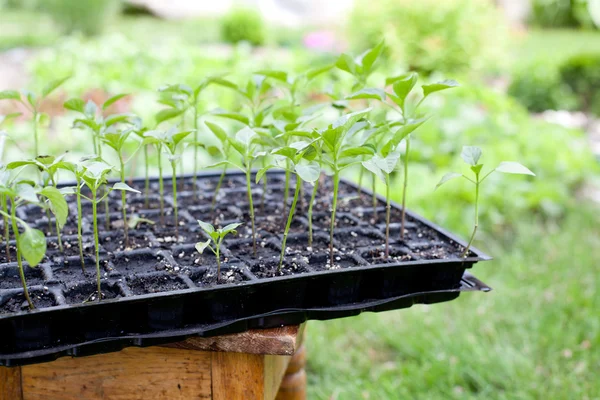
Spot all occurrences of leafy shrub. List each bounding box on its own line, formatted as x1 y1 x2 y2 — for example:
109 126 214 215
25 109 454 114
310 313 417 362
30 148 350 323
559 53 600 115
530 0 595 28
221 7 265 46
42 0 121 36
346 0 507 74
508 61 577 112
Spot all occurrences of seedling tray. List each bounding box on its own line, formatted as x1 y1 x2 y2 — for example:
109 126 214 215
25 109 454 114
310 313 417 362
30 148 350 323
0 171 491 366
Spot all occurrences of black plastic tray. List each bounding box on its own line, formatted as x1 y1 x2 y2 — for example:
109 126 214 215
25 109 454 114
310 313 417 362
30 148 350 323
0 171 492 366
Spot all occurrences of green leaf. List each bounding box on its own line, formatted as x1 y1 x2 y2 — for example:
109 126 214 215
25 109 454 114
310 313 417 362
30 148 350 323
103 93 129 110
256 70 288 83
84 100 97 118
212 109 250 126
495 161 535 176
332 108 371 130
295 162 320 183
0 90 20 101
392 117 429 143
16 184 38 203
42 76 70 98
235 126 256 148
306 65 332 81
209 78 240 92
104 113 134 127
197 219 215 235
435 172 463 190
256 165 272 183
422 80 459 98
0 112 21 125
362 158 386 184
272 146 298 160
340 146 375 159
19 227 46 267
127 216 155 229
155 108 185 126
360 40 385 74
195 239 211 254
40 186 68 228
205 121 229 144
335 53 358 76
346 88 386 102
112 182 141 193
461 146 482 166
379 151 401 174
390 72 418 110
64 98 85 113
221 222 242 235
84 161 112 179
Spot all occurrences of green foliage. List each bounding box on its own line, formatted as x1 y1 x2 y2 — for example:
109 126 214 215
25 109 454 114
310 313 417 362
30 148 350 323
347 0 507 74
559 53 600 115
196 220 242 281
42 0 121 36
220 7 265 46
529 0 594 28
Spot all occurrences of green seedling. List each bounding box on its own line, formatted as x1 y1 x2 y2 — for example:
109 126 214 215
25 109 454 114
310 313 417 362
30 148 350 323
257 141 320 271
436 146 535 257
80 161 139 300
0 76 70 159
0 174 65 309
205 122 264 257
319 109 376 266
196 220 242 282
144 128 193 239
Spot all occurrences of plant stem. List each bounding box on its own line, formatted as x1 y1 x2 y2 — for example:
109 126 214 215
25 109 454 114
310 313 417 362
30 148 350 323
32 111 39 158
461 182 479 258
372 173 377 222
283 165 290 221
92 189 101 301
193 106 199 200
211 166 226 212
54 215 63 252
260 158 267 214
357 166 364 195
308 178 319 248
2 195 11 263
329 172 340 268
11 205 33 309
216 240 221 283
76 181 85 272
157 148 164 225
245 168 257 257
171 161 179 241
144 144 150 208
385 175 391 259
400 136 410 241
103 185 110 230
120 158 129 247
279 173 301 271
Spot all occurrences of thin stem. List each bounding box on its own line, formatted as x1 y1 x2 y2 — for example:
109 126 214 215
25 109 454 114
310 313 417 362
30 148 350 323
92 189 102 301
260 158 267 214
120 158 129 247
308 178 319 248
216 240 221 283
283 165 290 222
54 217 63 252
372 173 377 223
357 166 364 196
279 173 301 271
212 166 227 213
76 182 85 272
2 195 11 263
32 111 39 158
193 105 199 200
400 136 410 241
144 144 150 208
45 207 53 234
329 172 340 268
11 205 33 309
385 175 391 259
461 182 479 258
103 185 110 230
157 148 164 225
171 161 179 241
245 167 257 257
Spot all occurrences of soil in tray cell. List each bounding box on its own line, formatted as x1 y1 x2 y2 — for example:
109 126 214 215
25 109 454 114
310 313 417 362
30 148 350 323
249 259 310 278
172 245 214 268
127 274 190 295
0 264 45 290
101 233 154 253
361 247 415 264
50 256 110 283
307 253 364 271
0 244 18 264
285 233 331 257
334 229 385 249
63 281 122 304
46 236 93 259
253 215 306 236
226 239 279 263
0 290 56 313
311 212 360 230
193 265 249 286
35 217 80 236
111 251 174 275
188 206 241 226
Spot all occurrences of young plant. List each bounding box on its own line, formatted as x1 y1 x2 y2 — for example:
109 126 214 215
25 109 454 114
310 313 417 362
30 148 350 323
319 109 375 266
101 126 141 247
144 128 193 239
436 146 535 257
257 141 320 270
0 177 65 309
80 161 139 300
195 220 242 282
0 77 70 158
205 123 264 257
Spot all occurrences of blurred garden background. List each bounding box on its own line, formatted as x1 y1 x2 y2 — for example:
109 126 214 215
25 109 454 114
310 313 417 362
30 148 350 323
0 0 599 398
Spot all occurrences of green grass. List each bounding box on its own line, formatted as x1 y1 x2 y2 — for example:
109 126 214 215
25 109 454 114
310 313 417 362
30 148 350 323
307 204 600 399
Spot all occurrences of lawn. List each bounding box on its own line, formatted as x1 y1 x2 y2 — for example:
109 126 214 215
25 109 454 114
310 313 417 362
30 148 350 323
307 203 600 399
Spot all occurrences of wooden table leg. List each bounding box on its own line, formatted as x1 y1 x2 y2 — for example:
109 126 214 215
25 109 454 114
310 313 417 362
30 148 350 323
275 344 306 400
0 365 23 400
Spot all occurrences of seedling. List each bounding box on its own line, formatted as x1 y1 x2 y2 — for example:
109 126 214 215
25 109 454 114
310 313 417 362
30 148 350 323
144 128 193 239
319 109 375 266
0 76 70 158
257 141 320 270
80 161 139 300
436 146 535 257
205 122 264 256
196 220 242 282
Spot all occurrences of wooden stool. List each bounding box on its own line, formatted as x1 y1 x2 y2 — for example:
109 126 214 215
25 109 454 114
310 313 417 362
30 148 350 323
0 324 307 400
